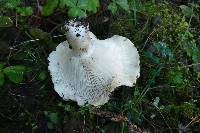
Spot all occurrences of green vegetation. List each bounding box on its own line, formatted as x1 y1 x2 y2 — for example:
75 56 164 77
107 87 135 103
0 0 200 132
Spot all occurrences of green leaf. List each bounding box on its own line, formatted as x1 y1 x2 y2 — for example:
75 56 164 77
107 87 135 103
16 7 33 16
116 0 129 11
0 64 4 70
44 111 59 127
49 112 59 124
38 70 47 81
144 51 160 64
168 70 184 85
47 122 54 129
5 0 20 9
42 0 59 16
78 0 99 13
68 7 86 17
0 72 5 87
0 16 13 27
108 2 118 14
3 66 26 83
153 42 174 59
29 28 51 41
59 0 76 8
198 72 200 79
0 64 4 86
180 5 193 17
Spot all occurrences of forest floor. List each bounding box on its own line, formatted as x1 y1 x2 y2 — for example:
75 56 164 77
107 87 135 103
0 0 200 132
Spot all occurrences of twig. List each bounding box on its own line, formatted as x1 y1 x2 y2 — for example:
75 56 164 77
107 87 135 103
15 12 18 27
34 0 41 27
153 105 172 133
9 34 66 49
0 111 13 121
142 28 157 50
50 23 63 34
83 114 86 133
185 116 200 128
91 108 144 133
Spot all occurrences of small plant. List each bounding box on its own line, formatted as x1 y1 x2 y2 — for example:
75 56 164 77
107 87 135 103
44 111 60 129
0 0 33 27
0 64 26 86
108 0 129 14
42 0 100 17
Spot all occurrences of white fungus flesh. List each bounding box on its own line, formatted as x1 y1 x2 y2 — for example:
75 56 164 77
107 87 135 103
48 20 140 106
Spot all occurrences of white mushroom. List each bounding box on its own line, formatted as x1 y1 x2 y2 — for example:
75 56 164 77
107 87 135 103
48 20 140 106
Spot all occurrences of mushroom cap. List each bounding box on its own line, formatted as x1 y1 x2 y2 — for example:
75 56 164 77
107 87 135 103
48 30 140 106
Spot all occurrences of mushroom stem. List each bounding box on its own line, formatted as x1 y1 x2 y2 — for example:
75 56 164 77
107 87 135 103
65 20 92 53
